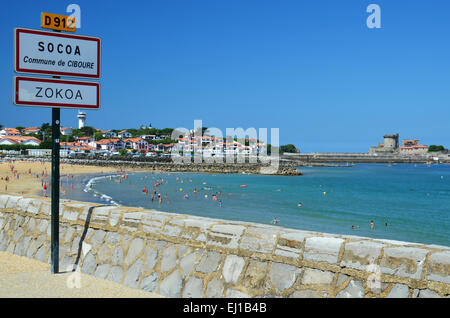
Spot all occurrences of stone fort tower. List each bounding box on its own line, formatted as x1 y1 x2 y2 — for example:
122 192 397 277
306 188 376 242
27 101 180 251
383 133 399 150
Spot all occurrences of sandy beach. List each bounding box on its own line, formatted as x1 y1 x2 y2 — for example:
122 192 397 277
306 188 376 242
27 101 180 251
0 159 137 196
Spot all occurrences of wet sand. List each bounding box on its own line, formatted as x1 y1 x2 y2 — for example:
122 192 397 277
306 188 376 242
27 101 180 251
0 159 137 196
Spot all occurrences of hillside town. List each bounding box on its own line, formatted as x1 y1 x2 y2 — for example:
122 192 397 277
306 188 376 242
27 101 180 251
0 122 271 158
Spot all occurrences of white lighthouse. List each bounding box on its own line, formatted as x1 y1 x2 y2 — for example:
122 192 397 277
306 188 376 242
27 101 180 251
77 111 86 129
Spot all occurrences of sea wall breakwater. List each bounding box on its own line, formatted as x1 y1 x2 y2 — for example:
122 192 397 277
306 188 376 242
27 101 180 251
6 157 302 176
0 194 449 298
282 153 450 164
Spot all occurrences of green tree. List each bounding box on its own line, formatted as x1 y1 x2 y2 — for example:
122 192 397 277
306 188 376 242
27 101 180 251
40 123 51 131
94 131 104 141
39 140 52 149
428 145 445 152
119 149 127 156
80 126 96 136
72 126 95 137
61 135 74 142
158 128 174 136
280 144 299 153
126 129 138 137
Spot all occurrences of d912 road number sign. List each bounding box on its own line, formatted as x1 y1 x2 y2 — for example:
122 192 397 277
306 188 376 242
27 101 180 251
41 12 76 32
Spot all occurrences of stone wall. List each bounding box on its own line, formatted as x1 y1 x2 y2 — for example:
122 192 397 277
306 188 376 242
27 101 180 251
0 194 449 298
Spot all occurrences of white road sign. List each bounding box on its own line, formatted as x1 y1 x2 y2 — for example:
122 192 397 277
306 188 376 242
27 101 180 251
15 28 100 78
14 76 100 109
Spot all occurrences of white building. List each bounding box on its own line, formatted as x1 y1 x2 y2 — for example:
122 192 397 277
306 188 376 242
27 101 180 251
118 130 133 139
123 138 149 151
0 128 21 137
60 127 73 136
78 111 86 129
102 130 118 138
0 136 41 146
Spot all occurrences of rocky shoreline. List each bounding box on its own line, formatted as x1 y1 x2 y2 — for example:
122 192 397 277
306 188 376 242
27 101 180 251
2 157 296 176
60 159 302 176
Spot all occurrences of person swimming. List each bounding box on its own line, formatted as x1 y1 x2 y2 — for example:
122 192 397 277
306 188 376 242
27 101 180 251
370 220 375 231
272 217 279 224
297 202 303 207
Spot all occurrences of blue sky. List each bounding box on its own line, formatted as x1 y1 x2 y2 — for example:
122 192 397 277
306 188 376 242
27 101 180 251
2 0 450 152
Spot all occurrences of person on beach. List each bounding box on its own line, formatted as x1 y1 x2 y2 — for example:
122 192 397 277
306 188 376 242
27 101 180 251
370 220 375 231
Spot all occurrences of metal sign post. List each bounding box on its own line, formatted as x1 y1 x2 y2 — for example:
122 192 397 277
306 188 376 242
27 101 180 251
50 24 61 274
51 105 60 274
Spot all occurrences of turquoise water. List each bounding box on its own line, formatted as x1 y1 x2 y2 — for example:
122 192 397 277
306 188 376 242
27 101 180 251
65 164 450 247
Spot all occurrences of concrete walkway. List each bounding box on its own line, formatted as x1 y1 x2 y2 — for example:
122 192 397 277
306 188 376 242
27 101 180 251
0 251 164 298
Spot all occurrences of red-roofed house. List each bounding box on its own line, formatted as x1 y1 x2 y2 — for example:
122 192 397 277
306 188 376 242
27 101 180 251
0 128 21 137
22 127 41 135
75 136 94 145
399 139 428 155
60 127 73 136
94 139 125 152
102 130 117 138
0 136 41 146
118 130 133 139
123 138 149 151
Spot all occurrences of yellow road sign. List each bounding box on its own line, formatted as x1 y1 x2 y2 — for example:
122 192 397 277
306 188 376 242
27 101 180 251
41 12 76 32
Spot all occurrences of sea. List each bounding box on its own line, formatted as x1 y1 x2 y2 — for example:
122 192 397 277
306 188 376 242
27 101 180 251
61 163 450 247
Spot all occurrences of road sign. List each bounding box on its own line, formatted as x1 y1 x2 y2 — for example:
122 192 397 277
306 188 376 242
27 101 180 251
41 12 76 32
14 28 100 78
14 76 100 109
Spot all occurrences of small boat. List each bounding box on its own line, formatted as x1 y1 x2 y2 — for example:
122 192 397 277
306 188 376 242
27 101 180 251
239 185 247 188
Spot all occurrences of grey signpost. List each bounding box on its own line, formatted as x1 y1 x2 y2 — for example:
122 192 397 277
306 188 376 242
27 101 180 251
13 18 100 274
